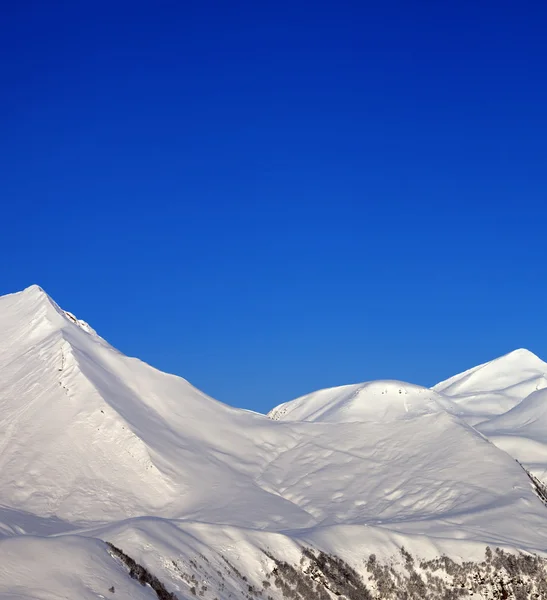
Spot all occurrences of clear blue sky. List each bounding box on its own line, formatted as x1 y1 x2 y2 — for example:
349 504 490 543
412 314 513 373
1 1 546 412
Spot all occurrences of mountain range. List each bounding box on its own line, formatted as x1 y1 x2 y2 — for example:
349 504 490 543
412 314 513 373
1 285 546 599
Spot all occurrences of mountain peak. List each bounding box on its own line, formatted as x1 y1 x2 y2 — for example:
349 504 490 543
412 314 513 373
434 347 547 400
10 284 60 313
477 347 547 376
16 283 51 304
22 283 46 294
268 379 458 423
0 285 98 342
499 347 543 363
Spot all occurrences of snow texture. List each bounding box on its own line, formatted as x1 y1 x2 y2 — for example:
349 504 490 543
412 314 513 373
1 285 547 599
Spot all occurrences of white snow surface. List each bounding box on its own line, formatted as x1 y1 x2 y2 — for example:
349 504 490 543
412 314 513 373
267 380 459 423
432 348 547 482
1 285 547 599
474 388 547 482
433 348 547 425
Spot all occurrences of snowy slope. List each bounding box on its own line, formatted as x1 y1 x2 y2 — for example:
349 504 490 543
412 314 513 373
433 349 547 481
1 285 547 599
0 286 313 527
2 517 525 600
0 535 154 600
433 348 547 425
475 388 547 481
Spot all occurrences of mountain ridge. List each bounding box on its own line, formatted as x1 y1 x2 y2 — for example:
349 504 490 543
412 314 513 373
2 285 547 599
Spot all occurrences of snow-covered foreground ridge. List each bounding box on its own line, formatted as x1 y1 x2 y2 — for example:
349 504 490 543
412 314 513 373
1 285 547 599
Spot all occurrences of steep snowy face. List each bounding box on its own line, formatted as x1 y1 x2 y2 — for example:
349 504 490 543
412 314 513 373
433 349 547 424
0 286 311 526
0 285 64 349
268 380 457 423
0 286 176 520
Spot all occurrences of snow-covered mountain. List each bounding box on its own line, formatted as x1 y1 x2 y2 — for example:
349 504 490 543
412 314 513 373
267 380 460 423
432 348 547 484
433 348 547 425
1 285 547 600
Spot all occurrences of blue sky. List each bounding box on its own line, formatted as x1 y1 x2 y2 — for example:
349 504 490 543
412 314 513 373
1 1 546 411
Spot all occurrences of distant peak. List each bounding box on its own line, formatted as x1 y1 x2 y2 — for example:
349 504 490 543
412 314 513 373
496 348 545 366
502 348 539 359
434 347 547 398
